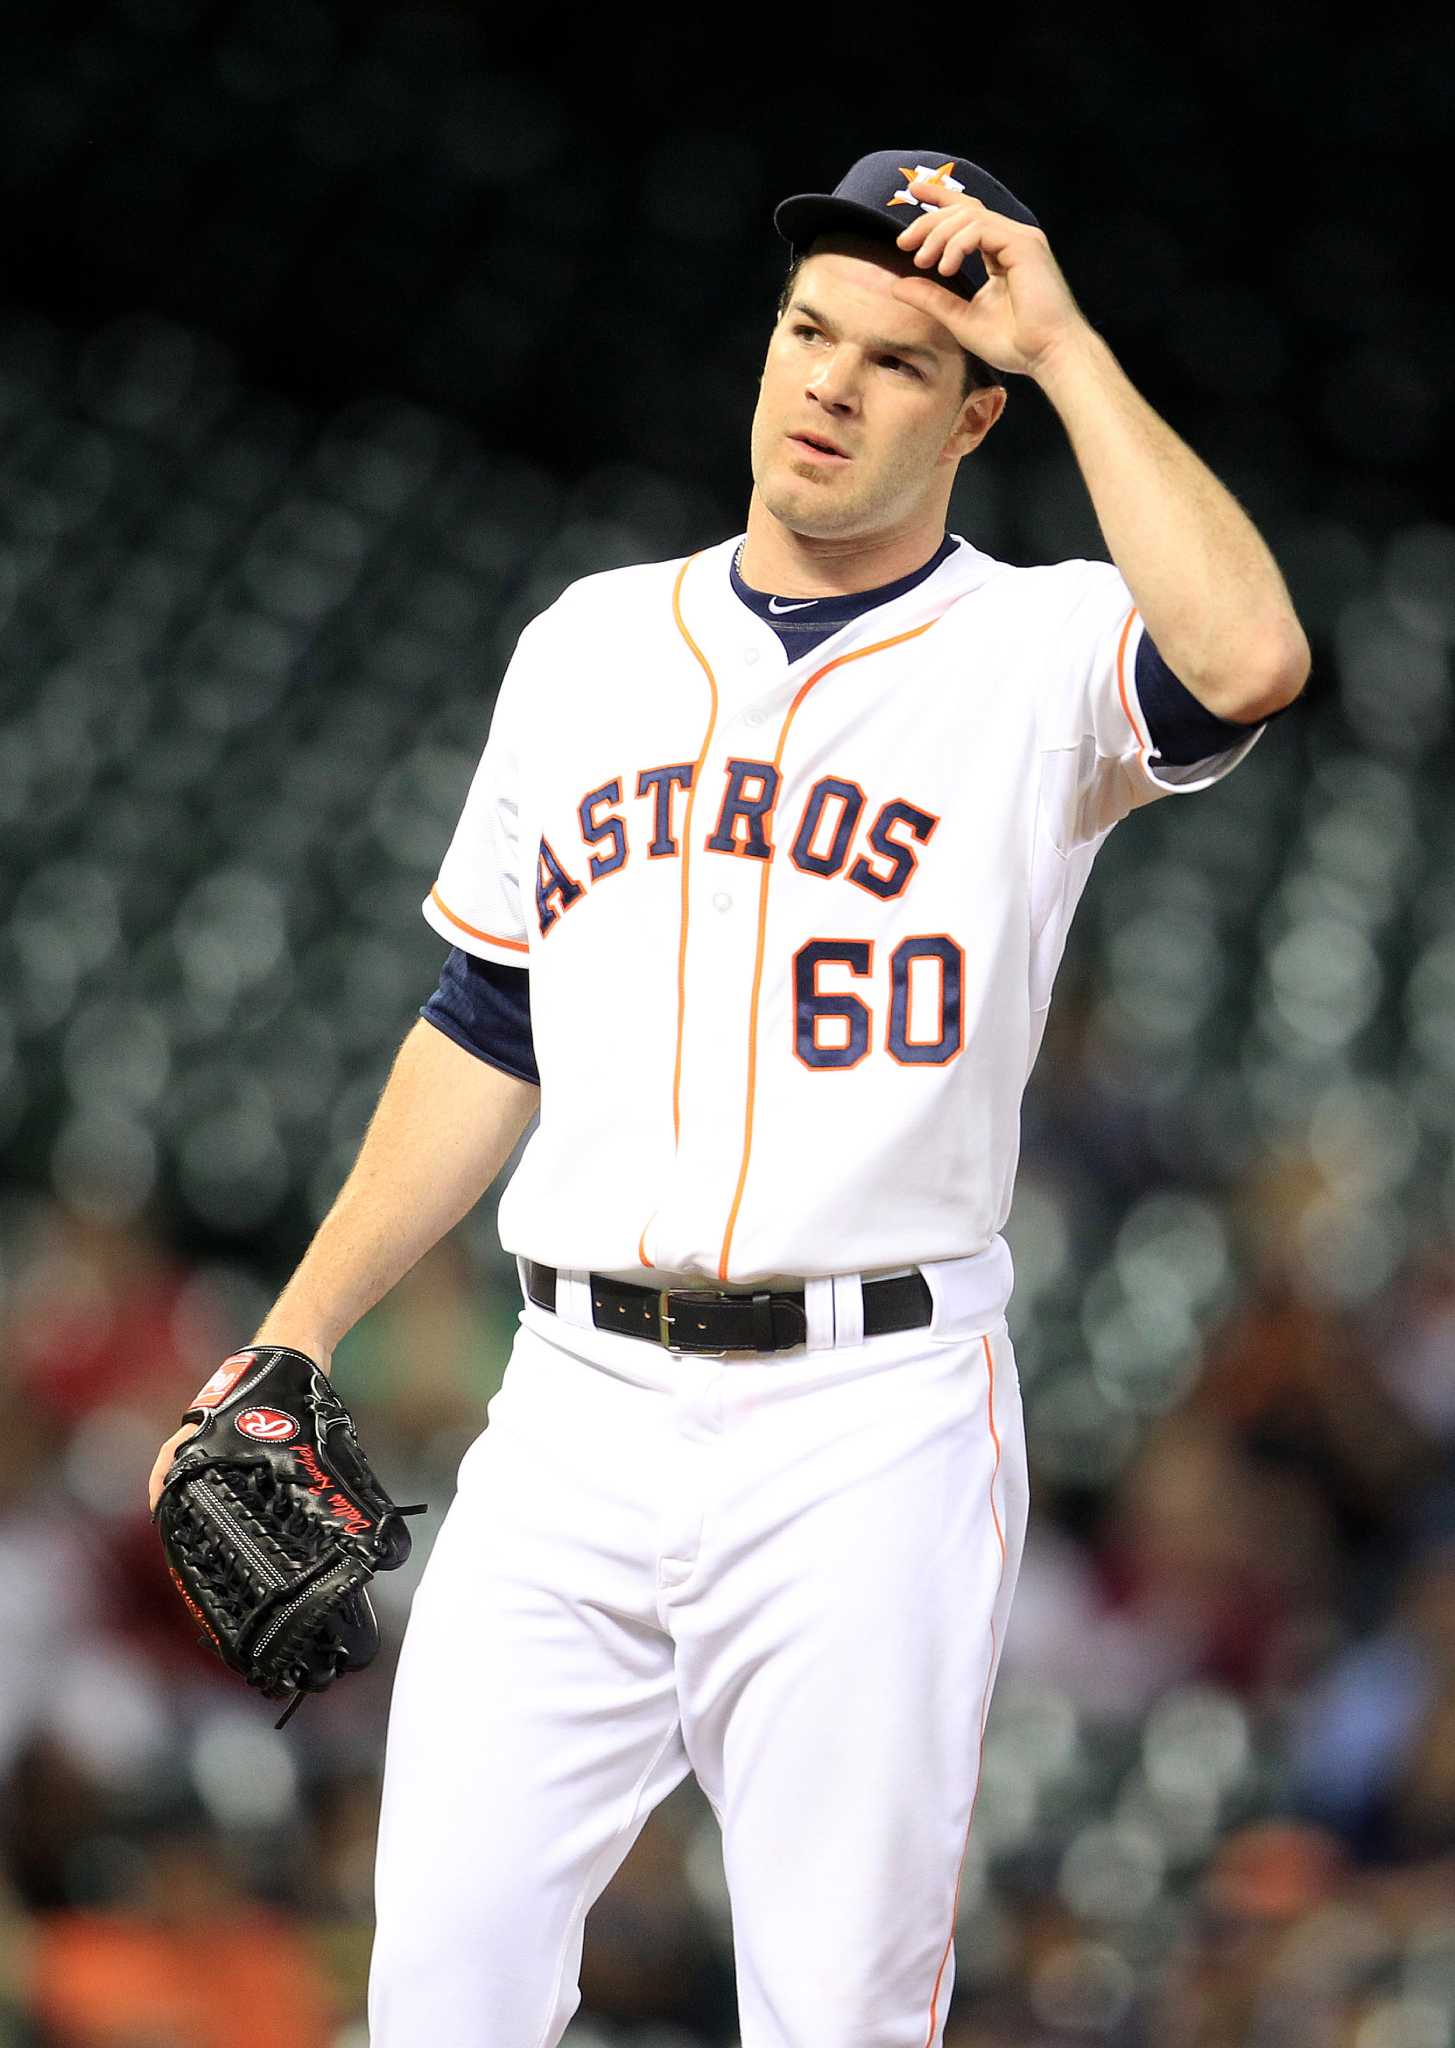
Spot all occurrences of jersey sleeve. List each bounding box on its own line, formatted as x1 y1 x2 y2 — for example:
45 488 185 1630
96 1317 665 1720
1035 562 1265 855
421 624 536 967
420 948 539 1085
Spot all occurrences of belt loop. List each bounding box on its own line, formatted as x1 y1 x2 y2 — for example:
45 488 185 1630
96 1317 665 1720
554 1269 595 1330
830 1273 864 1348
803 1277 836 1352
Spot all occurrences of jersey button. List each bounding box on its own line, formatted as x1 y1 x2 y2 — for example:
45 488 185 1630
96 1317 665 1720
713 891 732 913
744 646 759 664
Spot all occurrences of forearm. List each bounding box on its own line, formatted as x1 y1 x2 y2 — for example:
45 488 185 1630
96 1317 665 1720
1034 327 1310 720
252 1019 539 1368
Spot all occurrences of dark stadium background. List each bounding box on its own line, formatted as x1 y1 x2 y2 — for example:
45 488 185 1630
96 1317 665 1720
1 8 1451 2045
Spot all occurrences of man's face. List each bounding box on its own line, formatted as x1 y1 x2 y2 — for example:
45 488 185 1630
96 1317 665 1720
749 239 999 541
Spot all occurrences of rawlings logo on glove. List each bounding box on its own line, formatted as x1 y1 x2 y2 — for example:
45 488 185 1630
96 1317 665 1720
153 1347 426 1727
236 1407 300 1441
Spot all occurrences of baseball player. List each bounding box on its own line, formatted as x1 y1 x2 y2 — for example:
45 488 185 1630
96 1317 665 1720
150 148 1307 2043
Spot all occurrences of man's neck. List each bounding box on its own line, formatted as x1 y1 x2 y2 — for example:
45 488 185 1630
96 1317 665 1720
737 491 950 597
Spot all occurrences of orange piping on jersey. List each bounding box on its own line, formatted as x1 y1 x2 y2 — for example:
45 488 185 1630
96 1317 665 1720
670 558 721 1139
429 885 529 953
716 614 942 1283
923 1332 1006 2047
1113 605 1151 766
638 555 720 1270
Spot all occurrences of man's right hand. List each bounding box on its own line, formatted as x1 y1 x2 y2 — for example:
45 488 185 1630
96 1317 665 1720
147 1337 334 1513
148 1423 199 1514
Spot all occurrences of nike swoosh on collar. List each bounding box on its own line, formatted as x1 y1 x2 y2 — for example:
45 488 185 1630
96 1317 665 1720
767 596 819 613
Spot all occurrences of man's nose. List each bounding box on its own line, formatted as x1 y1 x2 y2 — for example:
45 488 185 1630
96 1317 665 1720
807 353 860 413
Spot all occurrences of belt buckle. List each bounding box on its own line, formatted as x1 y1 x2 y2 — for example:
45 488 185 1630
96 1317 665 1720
658 1289 728 1357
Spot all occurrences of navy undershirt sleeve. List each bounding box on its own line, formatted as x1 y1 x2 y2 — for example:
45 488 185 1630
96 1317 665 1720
421 947 539 1086
1135 633 1277 766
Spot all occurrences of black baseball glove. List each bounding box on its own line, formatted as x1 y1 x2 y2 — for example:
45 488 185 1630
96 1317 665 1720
153 1346 426 1727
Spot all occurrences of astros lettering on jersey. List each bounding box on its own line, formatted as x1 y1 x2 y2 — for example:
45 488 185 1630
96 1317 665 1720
424 536 1257 1295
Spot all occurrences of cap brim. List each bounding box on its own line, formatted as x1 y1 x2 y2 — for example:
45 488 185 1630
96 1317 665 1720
773 193 909 254
772 191 990 302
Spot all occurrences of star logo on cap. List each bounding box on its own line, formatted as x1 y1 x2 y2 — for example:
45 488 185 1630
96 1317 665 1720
887 162 965 209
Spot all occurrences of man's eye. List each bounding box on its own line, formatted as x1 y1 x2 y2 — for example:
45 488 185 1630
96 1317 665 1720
882 356 918 377
793 324 820 340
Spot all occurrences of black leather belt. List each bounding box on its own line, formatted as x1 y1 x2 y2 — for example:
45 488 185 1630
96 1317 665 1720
523 1260 932 1354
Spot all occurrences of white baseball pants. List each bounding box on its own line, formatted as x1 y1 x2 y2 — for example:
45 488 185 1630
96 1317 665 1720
368 1266 1027 2048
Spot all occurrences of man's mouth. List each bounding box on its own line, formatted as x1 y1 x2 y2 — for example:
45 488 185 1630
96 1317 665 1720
789 431 851 462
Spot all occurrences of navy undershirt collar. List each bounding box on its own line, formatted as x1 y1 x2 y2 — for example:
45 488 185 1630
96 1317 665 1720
730 534 958 658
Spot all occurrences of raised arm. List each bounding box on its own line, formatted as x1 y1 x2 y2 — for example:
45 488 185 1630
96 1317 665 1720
892 178 1310 723
148 1020 537 1507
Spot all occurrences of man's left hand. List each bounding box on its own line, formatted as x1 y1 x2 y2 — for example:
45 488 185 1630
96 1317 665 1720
891 178 1089 380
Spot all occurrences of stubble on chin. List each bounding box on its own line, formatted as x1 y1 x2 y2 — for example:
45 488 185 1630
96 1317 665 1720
756 462 865 539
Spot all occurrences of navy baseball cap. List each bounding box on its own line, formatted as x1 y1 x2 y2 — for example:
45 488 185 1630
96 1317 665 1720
774 149 1039 301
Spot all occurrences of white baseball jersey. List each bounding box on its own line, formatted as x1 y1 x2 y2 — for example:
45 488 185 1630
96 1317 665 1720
423 534 1258 1291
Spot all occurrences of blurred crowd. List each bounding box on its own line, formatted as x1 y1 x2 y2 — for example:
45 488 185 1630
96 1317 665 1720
3 5 1452 2043
2 235 1453 2048
2 1184 1455 2045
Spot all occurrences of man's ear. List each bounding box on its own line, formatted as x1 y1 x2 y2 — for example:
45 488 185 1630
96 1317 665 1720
945 384 1006 461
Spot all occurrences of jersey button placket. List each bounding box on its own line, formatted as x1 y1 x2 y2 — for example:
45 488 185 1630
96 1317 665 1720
657 704 773 1273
